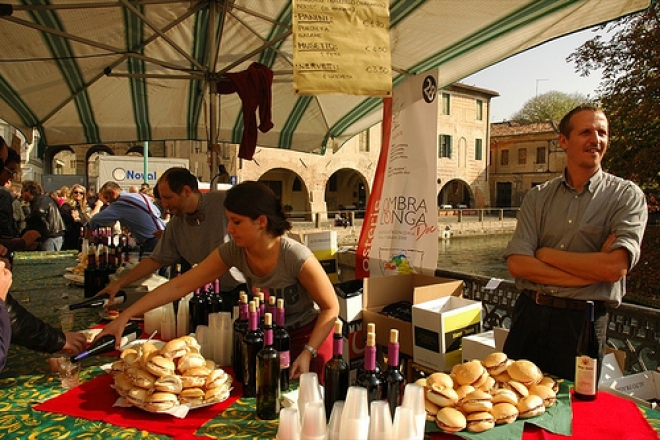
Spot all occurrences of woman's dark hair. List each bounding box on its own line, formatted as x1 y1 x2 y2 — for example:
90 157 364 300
155 167 199 199
224 181 291 236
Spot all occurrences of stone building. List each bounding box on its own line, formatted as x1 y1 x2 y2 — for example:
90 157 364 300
489 121 566 207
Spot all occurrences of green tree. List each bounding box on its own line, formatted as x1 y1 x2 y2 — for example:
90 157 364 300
568 2 660 189
511 91 587 123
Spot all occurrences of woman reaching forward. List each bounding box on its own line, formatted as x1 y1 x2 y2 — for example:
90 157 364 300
96 181 339 382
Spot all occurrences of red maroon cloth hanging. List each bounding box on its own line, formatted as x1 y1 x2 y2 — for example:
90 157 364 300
217 62 274 160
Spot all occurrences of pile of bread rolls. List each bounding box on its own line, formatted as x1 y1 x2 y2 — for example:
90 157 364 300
419 353 558 433
110 335 232 413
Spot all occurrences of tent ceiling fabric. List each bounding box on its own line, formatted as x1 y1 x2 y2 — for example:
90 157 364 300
0 0 651 154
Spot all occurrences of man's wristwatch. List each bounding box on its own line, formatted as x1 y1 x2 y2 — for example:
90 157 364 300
303 344 318 358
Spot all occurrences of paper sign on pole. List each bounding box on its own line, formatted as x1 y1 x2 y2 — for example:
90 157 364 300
292 0 392 97
356 72 439 278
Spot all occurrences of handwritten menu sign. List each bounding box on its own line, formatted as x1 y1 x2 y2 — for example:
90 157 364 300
292 0 392 97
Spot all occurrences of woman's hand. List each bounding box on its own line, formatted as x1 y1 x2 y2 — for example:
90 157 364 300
0 261 11 302
92 314 129 350
289 349 313 380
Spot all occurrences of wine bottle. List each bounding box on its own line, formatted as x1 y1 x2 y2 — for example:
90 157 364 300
273 298 291 392
205 282 222 314
71 321 142 362
323 319 349 421
69 291 127 310
268 296 277 322
256 312 281 419
241 301 264 397
574 301 599 401
358 331 383 410
384 328 406 418
233 292 249 384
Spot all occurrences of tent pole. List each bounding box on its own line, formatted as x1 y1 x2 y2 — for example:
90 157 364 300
143 141 149 185
208 1 219 191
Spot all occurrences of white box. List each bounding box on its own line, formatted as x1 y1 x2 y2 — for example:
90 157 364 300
412 296 482 372
335 280 363 323
461 328 510 363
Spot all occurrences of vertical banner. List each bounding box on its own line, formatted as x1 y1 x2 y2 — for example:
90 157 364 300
356 72 439 278
292 0 391 97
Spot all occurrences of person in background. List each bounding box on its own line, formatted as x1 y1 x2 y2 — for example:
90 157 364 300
0 260 11 370
97 181 339 382
10 183 25 234
0 180 19 238
61 183 92 251
97 167 245 310
22 181 66 251
86 181 165 257
128 185 140 193
503 104 648 380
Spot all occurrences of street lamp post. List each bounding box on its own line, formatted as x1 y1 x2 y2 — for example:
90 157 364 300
536 78 549 96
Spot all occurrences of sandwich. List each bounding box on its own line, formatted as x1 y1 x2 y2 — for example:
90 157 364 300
144 392 179 412
517 394 546 419
491 402 519 424
435 407 466 433
465 411 495 433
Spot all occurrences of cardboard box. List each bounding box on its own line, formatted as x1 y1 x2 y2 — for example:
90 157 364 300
412 296 482 371
302 231 338 283
600 370 660 410
362 274 464 356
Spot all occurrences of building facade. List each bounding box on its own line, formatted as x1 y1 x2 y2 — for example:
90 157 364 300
489 121 566 207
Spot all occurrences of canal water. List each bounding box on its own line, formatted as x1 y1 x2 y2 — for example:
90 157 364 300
437 234 513 280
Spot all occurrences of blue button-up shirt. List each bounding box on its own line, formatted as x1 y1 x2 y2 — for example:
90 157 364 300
87 192 165 243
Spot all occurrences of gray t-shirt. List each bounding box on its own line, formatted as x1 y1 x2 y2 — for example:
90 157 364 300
218 236 318 330
505 169 647 306
150 191 244 290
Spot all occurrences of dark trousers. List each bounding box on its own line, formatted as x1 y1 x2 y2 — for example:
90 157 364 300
503 292 608 380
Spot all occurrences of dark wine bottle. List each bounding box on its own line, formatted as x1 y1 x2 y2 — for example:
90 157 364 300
84 245 103 298
71 321 142 362
233 292 249 384
574 301 599 401
384 328 406 418
69 291 127 310
358 331 383 410
189 288 208 331
256 312 281 419
324 320 349 421
273 298 290 392
205 282 222 314
241 301 264 397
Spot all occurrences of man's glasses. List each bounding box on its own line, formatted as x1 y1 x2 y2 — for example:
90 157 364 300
72 191 85 195
3 167 17 176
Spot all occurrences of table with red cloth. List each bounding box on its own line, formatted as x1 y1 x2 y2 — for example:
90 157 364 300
1 252 659 439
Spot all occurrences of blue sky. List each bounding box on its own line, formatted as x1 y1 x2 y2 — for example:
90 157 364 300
461 27 610 122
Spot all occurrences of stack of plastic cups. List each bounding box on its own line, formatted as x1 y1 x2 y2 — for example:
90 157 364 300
368 400 393 440
297 372 323 425
276 407 301 440
338 386 369 440
176 294 191 337
144 306 162 336
326 401 344 440
392 407 417 440
300 400 327 440
400 383 426 440
208 313 223 364
159 303 176 341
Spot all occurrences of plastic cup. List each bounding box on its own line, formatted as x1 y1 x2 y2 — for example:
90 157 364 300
327 401 344 440
300 400 327 440
276 407 300 440
59 360 80 389
48 353 68 377
59 307 74 332
297 372 322 422
368 400 393 440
